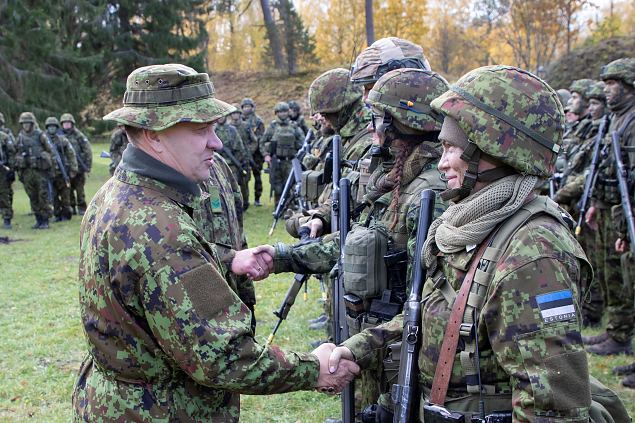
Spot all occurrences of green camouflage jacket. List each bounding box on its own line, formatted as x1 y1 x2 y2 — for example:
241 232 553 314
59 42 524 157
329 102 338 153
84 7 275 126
48 133 78 178
231 118 257 159
216 121 250 179
63 127 92 173
242 112 265 141
291 114 310 135
343 203 592 422
0 131 16 171
109 127 129 174
73 145 319 422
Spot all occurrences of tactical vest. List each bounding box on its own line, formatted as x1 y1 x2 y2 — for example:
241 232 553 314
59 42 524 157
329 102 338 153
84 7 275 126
50 135 72 174
272 122 298 158
16 130 51 170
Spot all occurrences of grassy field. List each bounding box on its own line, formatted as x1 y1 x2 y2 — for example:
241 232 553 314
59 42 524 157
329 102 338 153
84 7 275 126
0 144 634 422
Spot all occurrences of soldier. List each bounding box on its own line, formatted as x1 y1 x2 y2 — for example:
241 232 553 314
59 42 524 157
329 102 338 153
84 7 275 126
287 100 309 135
108 124 129 175
269 68 449 415
72 63 359 422
585 58 635 356
60 113 92 215
241 97 265 206
328 65 599 421
44 117 78 221
0 123 16 229
260 102 305 205
0 112 15 140
217 111 250 209
14 112 54 229
229 106 255 208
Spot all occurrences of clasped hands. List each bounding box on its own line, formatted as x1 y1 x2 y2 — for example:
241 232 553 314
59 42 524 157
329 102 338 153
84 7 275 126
312 343 359 394
231 245 275 280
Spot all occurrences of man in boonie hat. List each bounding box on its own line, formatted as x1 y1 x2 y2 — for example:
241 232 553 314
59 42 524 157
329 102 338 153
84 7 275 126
72 63 359 422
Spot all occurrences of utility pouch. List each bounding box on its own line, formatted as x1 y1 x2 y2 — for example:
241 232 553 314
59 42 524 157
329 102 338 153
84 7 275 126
301 169 325 202
357 158 372 204
15 154 26 169
368 290 401 322
28 155 38 168
423 404 465 422
343 223 389 299
38 152 52 171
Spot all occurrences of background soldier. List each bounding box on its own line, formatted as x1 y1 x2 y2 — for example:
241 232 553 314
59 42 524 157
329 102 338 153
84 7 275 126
0 126 16 229
216 112 251 209
287 100 309 135
585 58 635 358
15 112 54 229
229 106 255 209
241 97 265 206
44 117 78 222
260 102 304 205
0 112 15 141
108 124 129 175
60 113 92 215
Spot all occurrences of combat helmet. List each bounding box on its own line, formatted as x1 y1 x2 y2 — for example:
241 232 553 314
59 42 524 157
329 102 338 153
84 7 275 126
287 100 301 112
351 37 431 86
274 102 290 113
60 113 76 124
309 68 363 114
241 98 256 108
45 117 61 128
556 89 571 109
19 112 36 124
367 69 448 134
600 58 635 87
587 81 606 102
431 65 563 193
104 64 232 131
569 79 595 99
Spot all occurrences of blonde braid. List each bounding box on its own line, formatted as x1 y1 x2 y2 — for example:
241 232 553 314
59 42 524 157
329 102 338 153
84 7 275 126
388 141 416 230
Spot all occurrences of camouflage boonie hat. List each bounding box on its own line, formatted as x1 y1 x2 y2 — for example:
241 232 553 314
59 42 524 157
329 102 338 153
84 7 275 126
600 58 635 87
19 112 36 124
569 79 594 99
367 68 448 133
351 37 431 85
60 113 76 124
430 65 563 177
104 63 233 131
309 68 363 114
274 102 290 113
241 98 255 108
45 117 60 127
586 81 606 102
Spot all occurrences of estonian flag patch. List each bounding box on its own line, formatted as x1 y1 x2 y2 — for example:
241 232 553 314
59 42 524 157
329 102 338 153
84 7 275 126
535 290 576 324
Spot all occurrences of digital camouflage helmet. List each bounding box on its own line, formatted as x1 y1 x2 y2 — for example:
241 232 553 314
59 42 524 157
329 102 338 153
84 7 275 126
586 81 606 102
600 58 635 87
274 102 290 113
431 65 563 183
19 112 36 124
45 117 61 128
60 113 76 124
241 98 255 108
569 79 595 100
287 100 301 112
308 68 363 114
556 89 571 109
367 68 448 134
350 37 431 86
104 64 233 131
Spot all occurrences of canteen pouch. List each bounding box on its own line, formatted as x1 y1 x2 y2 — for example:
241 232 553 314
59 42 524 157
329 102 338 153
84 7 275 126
343 223 389 300
301 169 325 202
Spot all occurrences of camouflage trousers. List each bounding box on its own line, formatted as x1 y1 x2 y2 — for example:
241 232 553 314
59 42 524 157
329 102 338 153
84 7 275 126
579 226 604 324
596 207 634 342
272 159 292 205
19 168 52 219
52 177 73 219
252 151 263 201
0 177 13 220
70 172 87 212
240 172 250 207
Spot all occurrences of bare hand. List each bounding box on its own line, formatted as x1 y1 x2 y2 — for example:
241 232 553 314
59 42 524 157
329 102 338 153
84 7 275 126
616 238 628 254
312 343 359 394
231 245 275 280
328 346 355 374
303 218 324 238
585 206 598 231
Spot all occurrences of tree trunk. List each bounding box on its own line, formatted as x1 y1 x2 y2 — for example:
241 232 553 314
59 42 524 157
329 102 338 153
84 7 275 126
259 0 284 70
365 0 375 45
278 0 297 75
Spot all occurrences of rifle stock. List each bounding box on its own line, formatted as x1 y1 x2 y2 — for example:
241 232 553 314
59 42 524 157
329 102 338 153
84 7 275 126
392 189 437 423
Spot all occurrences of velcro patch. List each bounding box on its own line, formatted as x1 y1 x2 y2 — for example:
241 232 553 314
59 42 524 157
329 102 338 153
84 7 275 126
536 290 576 324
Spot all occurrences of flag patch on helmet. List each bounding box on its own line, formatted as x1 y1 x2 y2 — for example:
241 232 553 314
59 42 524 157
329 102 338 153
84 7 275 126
535 290 575 323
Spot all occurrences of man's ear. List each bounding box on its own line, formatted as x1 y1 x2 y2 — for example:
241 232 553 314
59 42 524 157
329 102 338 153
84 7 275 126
142 129 164 153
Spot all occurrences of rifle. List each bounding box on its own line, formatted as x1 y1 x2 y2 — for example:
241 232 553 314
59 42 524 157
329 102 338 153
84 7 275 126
576 114 609 236
548 172 562 199
612 125 635 255
266 273 311 347
221 147 247 176
391 189 436 423
45 135 70 187
268 130 314 236
67 142 89 174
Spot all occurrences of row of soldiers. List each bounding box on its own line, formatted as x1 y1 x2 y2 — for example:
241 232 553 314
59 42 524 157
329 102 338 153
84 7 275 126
0 112 92 229
548 60 635 388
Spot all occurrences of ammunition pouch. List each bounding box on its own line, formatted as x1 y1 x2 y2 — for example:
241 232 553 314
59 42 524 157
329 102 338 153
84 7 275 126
15 154 26 169
343 223 389 300
38 152 52 171
596 177 619 204
301 169 326 202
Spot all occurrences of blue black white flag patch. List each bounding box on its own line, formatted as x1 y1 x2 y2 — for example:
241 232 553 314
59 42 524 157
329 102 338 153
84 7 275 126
535 290 576 323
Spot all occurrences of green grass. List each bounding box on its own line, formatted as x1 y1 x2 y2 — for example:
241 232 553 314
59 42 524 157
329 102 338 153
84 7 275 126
0 144 634 421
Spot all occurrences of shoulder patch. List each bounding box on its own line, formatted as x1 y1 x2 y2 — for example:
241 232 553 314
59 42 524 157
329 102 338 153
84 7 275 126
535 289 576 324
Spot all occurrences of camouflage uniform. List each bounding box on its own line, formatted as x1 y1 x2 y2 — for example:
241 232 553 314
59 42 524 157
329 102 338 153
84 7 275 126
15 112 54 228
343 66 596 421
588 58 635 352
216 118 250 206
260 102 305 204
44 117 78 221
241 98 266 204
229 110 255 208
288 100 309 135
73 64 319 422
60 113 92 214
108 126 129 175
0 113 16 227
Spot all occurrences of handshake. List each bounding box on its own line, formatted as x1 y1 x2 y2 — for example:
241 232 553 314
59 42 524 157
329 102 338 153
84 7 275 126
312 343 359 394
231 245 276 280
